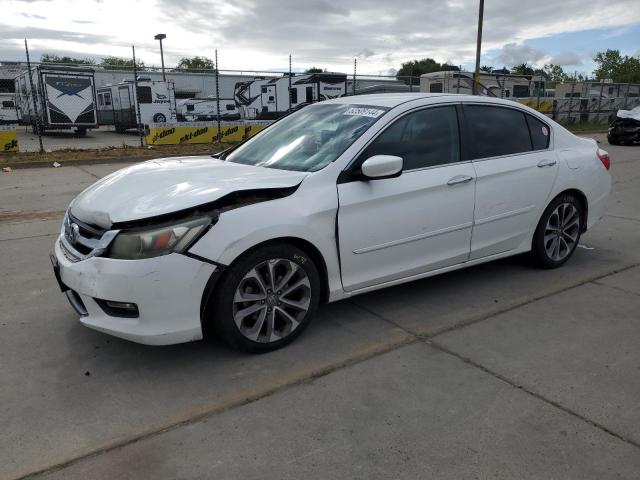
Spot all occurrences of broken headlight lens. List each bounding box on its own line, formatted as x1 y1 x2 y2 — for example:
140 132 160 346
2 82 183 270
107 217 210 260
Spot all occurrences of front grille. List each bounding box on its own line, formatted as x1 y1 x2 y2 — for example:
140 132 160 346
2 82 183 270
63 212 110 258
59 239 81 263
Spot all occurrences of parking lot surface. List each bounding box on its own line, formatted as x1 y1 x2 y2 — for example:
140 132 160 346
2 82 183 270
1 134 639 479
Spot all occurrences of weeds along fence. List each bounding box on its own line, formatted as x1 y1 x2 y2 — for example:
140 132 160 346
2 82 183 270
1 41 639 153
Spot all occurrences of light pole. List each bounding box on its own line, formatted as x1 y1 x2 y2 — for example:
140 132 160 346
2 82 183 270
154 33 167 81
472 0 484 95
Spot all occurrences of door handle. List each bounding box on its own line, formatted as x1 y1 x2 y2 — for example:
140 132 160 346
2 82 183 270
447 175 474 186
537 159 557 168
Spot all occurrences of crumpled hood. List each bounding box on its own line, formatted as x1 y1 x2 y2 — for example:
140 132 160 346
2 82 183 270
70 156 308 227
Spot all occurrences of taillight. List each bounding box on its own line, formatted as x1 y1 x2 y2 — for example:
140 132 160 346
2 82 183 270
596 149 610 171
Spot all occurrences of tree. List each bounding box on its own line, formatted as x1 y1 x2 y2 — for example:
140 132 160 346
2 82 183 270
100 56 144 70
480 65 493 73
305 67 325 73
542 64 568 84
396 58 443 85
593 49 640 83
40 54 94 65
176 56 215 71
511 63 535 76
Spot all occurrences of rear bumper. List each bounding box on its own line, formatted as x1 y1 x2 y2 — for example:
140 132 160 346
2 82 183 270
53 237 216 345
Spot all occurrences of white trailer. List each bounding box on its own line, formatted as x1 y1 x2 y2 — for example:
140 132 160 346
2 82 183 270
234 73 347 119
0 93 19 124
96 78 176 131
181 97 241 122
420 71 545 98
14 65 98 134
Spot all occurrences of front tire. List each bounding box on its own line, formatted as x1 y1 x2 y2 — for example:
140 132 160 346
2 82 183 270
532 194 583 269
208 244 321 353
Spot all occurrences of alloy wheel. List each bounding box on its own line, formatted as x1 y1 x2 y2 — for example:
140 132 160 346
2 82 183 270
232 258 311 343
544 202 580 262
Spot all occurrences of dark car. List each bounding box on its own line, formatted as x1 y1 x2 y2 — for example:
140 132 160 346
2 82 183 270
608 108 640 145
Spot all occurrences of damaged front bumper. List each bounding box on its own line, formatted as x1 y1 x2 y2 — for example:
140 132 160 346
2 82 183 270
52 236 216 345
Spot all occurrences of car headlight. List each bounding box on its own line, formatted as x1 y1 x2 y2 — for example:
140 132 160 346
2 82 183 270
107 216 211 260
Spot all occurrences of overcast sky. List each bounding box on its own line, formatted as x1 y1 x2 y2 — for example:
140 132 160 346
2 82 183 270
2 0 639 76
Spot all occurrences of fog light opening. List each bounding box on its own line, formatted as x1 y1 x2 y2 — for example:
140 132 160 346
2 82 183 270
95 299 140 318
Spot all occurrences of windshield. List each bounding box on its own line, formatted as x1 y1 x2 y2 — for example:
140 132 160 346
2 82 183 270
225 104 389 172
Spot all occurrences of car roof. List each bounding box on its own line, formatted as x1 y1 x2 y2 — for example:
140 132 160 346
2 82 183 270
324 93 449 107
323 92 532 109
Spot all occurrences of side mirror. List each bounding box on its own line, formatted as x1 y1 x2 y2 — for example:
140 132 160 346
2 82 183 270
360 155 403 180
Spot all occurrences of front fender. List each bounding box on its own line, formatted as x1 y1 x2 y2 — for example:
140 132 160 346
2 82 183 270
187 183 344 301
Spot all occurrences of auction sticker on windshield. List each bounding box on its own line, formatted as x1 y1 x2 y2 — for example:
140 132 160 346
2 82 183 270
343 107 385 118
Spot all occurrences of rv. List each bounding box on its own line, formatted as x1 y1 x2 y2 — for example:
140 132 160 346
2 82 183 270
0 93 19 124
420 71 545 98
554 81 640 99
14 65 98 134
97 78 176 131
181 97 241 122
234 73 347 119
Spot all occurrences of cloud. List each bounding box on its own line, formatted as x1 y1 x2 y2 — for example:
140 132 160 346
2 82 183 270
1 0 639 74
549 51 583 66
356 48 375 59
494 42 546 66
20 13 46 20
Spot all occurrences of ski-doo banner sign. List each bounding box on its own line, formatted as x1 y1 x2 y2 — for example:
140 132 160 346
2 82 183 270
146 120 273 145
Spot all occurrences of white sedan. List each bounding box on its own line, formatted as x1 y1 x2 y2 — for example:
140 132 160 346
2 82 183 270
51 94 611 351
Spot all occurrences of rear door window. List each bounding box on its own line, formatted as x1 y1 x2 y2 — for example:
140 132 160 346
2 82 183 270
526 114 550 150
464 105 532 159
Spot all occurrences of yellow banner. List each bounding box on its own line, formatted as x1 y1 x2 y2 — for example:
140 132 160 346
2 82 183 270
0 129 19 153
146 121 272 145
244 122 269 138
517 99 554 113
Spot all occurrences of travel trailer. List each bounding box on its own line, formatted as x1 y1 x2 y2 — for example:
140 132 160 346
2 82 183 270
181 97 241 122
420 71 545 98
234 73 347 119
96 78 177 131
0 93 19 124
554 81 640 99
14 65 98 134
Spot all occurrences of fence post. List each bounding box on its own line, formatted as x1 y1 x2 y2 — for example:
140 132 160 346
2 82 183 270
215 49 221 143
352 58 357 96
623 83 630 109
24 39 44 154
288 54 292 113
132 45 144 148
409 65 413 93
596 79 604 124
567 79 575 124
456 66 461 94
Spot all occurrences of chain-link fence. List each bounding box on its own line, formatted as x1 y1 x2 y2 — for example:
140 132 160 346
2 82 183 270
1 41 639 153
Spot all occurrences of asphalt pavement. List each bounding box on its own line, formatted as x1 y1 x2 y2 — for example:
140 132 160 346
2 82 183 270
1 133 639 479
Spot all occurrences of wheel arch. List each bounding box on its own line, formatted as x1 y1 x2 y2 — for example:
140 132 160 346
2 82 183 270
199 236 331 339
558 188 589 232
532 187 589 252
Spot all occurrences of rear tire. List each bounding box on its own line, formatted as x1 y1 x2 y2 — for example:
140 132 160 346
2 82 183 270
208 244 321 353
532 194 583 269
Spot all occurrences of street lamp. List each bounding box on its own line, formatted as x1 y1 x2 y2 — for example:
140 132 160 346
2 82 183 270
154 33 167 81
